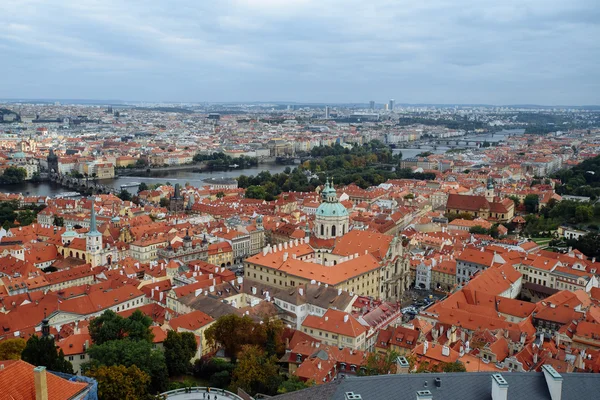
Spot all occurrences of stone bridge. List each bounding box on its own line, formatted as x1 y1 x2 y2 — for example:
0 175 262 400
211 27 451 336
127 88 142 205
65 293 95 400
49 173 118 195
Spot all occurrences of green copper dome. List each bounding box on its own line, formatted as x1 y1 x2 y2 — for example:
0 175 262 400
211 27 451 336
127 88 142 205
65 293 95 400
317 178 347 217
317 201 349 217
62 224 77 238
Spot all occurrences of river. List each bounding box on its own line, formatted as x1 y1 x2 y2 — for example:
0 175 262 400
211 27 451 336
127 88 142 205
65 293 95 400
1 129 525 197
393 128 524 159
0 164 291 197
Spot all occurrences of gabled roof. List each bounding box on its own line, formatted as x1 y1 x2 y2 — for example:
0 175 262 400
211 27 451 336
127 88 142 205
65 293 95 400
0 360 89 399
168 310 214 331
332 230 393 261
446 193 490 211
302 309 366 338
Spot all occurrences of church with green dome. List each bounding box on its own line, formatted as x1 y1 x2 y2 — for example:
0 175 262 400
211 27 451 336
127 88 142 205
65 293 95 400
314 179 349 240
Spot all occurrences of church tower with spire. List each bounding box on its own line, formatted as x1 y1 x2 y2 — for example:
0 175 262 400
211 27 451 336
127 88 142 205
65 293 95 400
485 177 495 203
314 178 349 240
86 198 103 267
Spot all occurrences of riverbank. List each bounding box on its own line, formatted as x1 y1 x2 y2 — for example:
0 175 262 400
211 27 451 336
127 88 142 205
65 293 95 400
115 163 207 176
0 163 291 197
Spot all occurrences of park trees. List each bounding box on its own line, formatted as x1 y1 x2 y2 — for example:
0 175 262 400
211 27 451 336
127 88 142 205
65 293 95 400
230 345 281 396
0 338 26 360
524 194 539 213
163 331 198 376
85 339 168 394
21 335 74 374
86 365 150 400
89 310 153 345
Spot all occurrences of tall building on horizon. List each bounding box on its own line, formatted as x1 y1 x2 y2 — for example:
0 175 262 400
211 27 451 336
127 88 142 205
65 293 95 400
389 99 395 111
369 100 375 111
325 106 330 119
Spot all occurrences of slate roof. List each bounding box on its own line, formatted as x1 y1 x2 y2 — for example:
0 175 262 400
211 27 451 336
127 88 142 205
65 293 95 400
271 370 600 400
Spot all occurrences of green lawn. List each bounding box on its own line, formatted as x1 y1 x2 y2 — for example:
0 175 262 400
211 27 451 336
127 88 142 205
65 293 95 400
168 375 209 390
532 237 552 246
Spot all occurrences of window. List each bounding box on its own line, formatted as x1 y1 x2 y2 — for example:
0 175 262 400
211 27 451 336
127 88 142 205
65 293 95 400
80 355 86 360
68 356 74 361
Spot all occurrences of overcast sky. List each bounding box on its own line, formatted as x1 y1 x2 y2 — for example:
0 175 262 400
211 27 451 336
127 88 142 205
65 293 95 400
0 0 598 105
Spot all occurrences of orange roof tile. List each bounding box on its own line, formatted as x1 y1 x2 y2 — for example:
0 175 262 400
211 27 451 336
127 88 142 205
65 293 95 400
302 309 366 338
0 360 88 399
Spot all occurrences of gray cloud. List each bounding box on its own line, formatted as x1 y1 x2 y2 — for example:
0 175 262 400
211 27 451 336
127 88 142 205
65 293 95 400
0 0 598 104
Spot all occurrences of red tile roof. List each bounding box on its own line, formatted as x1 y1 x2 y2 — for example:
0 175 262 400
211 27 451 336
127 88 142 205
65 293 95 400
302 309 366 338
0 360 88 399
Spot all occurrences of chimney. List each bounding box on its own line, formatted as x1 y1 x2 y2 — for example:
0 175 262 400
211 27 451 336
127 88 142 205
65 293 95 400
344 393 363 400
299 287 304 296
344 314 349 323
396 356 410 374
283 252 289 262
338 288 342 296
416 390 433 400
34 366 48 400
542 365 563 400
491 374 508 400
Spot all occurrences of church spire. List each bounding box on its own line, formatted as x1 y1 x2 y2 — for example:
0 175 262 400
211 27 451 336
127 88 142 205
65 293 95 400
88 197 101 237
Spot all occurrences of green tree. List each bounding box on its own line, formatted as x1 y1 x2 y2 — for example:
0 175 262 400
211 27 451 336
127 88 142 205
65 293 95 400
0 202 18 228
85 364 150 400
469 226 489 235
16 209 37 226
164 331 197 376
490 224 500 238
277 375 313 394
508 196 521 206
135 158 148 168
89 310 153 345
53 216 64 227
204 315 262 362
237 175 250 188
0 338 26 360
0 167 27 184
159 198 170 208
216 191 225 199
364 350 401 375
85 339 168 394
210 370 232 388
570 232 600 258
440 361 467 372
263 318 285 358
118 189 132 201
89 310 127 344
575 204 593 223
524 194 539 213
137 182 148 192
245 185 267 200
21 335 74 374
230 345 281 396
30 172 42 183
